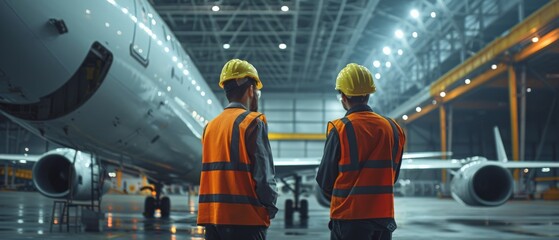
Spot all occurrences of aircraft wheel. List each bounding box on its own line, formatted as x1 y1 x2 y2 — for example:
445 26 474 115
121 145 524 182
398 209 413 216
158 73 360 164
285 199 294 226
299 199 309 220
144 196 156 218
160 196 171 218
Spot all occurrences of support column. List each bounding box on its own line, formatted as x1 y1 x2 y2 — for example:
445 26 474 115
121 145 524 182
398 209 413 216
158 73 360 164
116 169 122 191
4 163 8 188
520 65 527 160
508 66 520 183
440 105 447 194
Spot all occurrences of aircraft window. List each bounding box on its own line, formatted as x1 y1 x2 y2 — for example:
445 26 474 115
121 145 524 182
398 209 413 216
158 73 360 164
0 42 112 120
130 0 151 67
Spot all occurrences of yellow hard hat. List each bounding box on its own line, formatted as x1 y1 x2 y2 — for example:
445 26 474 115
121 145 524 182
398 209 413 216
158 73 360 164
335 63 376 96
219 59 263 89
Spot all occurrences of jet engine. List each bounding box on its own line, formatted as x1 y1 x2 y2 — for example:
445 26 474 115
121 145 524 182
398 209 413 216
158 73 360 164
32 148 108 200
450 161 513 207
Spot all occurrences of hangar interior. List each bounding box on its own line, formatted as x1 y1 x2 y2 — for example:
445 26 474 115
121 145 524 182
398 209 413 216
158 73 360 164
2 0 559 198
1 0 559 238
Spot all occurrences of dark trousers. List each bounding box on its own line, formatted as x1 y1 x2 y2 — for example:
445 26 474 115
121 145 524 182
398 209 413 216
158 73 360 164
204 225 267 240
330 220 392 240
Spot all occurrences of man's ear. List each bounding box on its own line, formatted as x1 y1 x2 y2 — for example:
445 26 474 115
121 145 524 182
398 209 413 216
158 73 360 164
247 84 255 98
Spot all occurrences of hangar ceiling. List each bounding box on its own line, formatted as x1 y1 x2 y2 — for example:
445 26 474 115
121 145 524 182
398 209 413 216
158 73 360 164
151 0 550 113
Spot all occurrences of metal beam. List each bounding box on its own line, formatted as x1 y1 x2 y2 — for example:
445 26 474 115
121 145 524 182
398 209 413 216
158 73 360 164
315 0 347 83
301 0 324 86
288 0 300 86
335 0 380 73
508 66 520 182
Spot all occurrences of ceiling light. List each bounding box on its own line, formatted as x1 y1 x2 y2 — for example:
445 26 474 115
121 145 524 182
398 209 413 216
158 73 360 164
416 106 422 112
465 79 471 84
385 61 391 68
212 5 220 12
397 49 403 55
279 43 287 49
281 6 289 12
207 99 213 105
86 9 91 15
382 46 391 55
201 91 206 96
430 12 437 18
395 29 404 39
410 9 420 19
439 91 446 97
491 64 497 70
532 37 539 43
412 32 418 38
373 60 381 68
223 43 230 49
527 87 532 93
196 86 201 91
375 73 381 79
167 86 172 92
402 115 408 120
191 80 196 85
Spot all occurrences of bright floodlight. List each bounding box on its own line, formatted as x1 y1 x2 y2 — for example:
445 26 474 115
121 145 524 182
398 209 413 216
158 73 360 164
440 91 446 97
415 106 422 112
412 32 418 38
532 37 539 43
382 46 391 55
212 5 220 12
397 49 403 55
410 9 420 19
385 61 391 68
491 64 498 70
430 12 437 18
465 79 471 84
373 60 381 68
281 6 289 12
223 43 230 49
395 29 404 39
279 43 287 49
375 73 381 80
402 115 408 120
207 99 213 105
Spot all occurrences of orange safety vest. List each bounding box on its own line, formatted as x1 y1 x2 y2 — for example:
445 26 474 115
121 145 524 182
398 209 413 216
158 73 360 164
197 108 270 226
329 111 405 220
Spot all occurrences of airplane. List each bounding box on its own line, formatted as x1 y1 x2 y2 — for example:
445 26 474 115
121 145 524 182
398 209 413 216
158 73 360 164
1 0 558 226
0 0 222 218
274 127 559 224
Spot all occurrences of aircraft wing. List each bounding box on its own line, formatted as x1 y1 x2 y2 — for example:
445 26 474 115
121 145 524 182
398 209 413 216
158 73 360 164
400 159 463 169
274 151 453 167
494 161 559 169
0 154 41 162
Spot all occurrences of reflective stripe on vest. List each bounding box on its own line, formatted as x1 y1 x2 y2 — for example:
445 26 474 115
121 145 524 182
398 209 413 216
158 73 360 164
197 109 270 226
329 112 401 220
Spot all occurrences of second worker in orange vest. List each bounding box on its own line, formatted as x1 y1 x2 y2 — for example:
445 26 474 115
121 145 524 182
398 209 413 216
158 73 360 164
316 63 406 240
197 59 278 240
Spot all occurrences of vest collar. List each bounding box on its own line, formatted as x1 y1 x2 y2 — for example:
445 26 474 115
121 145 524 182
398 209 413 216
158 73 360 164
345 104 373 116
225 102 247 110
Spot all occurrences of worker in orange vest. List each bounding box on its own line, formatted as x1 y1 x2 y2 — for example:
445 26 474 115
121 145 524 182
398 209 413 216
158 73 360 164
197 59 278 240
316 63 406 240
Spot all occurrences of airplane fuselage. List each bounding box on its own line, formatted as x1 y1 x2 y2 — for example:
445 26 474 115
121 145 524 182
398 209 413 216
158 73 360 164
0 0 222 183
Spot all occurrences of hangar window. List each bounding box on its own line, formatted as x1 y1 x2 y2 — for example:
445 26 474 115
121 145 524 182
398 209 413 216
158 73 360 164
0 42 113 121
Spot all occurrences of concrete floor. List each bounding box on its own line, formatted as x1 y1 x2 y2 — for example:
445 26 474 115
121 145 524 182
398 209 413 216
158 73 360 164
0 191 558 239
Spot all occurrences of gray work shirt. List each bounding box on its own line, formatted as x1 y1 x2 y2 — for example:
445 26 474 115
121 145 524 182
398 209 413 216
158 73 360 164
225 102 279 219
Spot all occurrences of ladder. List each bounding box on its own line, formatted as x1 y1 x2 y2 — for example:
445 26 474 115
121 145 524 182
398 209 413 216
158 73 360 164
49 151 104 232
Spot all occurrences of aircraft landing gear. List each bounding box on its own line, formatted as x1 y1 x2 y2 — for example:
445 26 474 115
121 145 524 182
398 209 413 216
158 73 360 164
142 183 171 218
281 175 309 227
